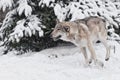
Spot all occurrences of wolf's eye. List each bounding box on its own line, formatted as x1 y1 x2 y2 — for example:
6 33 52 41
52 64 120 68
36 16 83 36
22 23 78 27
57 29 60 30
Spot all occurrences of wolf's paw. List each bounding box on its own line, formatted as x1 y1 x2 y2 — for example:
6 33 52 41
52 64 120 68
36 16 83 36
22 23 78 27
88 59 92 64
96 59 104 67
105 58 109 61
84 63 91 68
99 62 104 67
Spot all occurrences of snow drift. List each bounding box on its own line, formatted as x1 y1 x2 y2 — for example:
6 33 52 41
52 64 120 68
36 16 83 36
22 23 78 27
0 41 120 80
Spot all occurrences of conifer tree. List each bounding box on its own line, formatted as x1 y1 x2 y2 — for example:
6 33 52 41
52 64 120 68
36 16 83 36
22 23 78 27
0 0 120 54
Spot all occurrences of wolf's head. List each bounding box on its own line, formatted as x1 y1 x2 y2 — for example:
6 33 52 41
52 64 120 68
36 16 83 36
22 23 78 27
51 19 71 41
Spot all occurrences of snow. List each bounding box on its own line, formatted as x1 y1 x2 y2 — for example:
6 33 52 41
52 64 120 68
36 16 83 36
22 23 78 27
54 4 67 21
0 0 13 11
0 41 120 80
53 0 120 28
9 15 44 43
17 0 32 17
39 0 55 7
0 0 120 79
0 0 120 46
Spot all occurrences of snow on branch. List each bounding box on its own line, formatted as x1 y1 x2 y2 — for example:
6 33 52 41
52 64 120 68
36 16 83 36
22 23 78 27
9 15 45 43
39 0 55 7
17 0 32 17
53 0 120 28
0 0 14 11
107 25 120 41
54 4 68 21
0 9 17 39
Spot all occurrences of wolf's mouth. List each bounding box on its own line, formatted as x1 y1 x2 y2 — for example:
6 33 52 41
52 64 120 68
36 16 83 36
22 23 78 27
53 35 61 41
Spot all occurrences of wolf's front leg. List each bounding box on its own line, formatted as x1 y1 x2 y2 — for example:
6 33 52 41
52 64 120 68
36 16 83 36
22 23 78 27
87 40 104 67
80 47 90 66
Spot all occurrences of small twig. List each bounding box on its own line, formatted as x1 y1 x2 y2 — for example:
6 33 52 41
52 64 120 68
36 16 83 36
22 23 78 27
114 45 115 54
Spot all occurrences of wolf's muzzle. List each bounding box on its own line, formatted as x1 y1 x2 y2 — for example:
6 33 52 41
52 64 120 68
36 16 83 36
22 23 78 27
53 35 61 41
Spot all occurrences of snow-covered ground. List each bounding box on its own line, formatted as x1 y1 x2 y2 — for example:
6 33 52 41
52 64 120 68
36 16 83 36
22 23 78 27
0 41 120 80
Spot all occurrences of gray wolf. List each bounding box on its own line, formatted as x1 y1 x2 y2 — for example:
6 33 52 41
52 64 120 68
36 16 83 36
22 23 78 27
51 16 110 67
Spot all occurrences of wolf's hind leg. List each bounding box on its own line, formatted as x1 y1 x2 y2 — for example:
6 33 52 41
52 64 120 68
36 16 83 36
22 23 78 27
98 33 110 61
101 39 110 61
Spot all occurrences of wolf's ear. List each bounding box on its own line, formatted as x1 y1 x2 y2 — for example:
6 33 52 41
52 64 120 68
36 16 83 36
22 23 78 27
56 19 60 24
63 26 70 32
